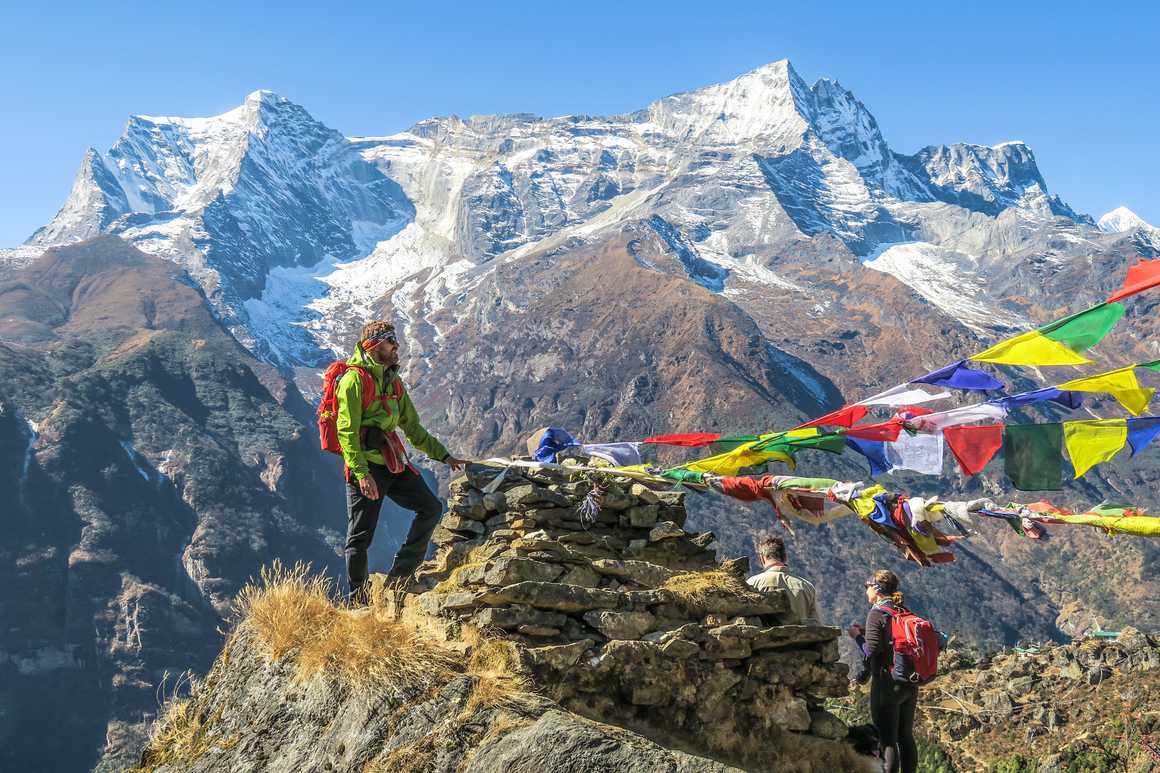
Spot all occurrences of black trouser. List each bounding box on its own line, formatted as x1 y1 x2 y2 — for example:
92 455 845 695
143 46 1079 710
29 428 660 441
345 463 442 599
870 677 918 773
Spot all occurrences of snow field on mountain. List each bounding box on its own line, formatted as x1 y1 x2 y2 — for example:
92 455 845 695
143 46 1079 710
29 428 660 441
863 241 1025 332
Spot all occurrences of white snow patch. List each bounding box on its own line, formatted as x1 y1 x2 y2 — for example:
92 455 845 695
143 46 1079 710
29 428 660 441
119 440 151 480
864 241 1024 333
243 222 478 362
20 418 38 487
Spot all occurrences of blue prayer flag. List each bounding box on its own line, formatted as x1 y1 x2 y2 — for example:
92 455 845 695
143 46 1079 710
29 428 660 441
912 359 1004 392
845 437 892 477
1127 417 1160 457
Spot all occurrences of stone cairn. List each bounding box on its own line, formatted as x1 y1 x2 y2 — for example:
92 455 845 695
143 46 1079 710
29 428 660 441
394 462 850 758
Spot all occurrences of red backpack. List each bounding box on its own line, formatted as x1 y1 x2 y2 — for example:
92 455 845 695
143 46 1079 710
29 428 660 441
884 606 941 684
317 362 403 455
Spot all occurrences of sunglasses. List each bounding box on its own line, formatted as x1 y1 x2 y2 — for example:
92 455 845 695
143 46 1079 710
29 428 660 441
367 333 399 347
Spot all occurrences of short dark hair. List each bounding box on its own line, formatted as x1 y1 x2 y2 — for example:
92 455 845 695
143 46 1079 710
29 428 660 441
757 534 786 563
360 320 395 342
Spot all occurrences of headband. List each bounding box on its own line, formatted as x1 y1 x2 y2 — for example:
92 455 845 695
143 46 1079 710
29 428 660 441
363 330 398 350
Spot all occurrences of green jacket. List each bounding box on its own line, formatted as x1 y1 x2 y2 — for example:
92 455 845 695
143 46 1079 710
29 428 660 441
336 343 450 480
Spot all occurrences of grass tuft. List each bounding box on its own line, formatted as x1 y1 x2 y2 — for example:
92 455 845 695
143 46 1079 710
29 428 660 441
661 569 751 603
128 693 237 773
460 630 535 718
235 560 461 694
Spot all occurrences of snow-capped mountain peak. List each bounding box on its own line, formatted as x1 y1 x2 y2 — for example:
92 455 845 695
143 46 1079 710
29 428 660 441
17 61 1112 374
1098 205 1155 233
642 58 813 147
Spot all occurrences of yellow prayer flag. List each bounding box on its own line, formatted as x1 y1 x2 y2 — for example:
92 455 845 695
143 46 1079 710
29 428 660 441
683 440 794 475
970 330 1093 366
1051 513 1160 537
1058 367 1156 415
1063 419 1128 477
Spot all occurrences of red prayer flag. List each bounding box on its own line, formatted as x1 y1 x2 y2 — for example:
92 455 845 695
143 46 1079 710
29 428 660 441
643 432 721 447
1106 259 1160 303
844 419 904 442
797 404 868 430
943 424 1004 476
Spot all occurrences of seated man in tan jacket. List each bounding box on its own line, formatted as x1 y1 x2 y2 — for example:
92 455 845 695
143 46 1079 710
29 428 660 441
746 534 818 624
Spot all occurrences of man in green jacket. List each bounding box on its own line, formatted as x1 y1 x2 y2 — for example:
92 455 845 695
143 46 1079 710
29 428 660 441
337 320 465 601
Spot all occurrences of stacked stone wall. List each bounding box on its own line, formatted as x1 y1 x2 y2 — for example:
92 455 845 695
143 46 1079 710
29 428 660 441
397 463 850 757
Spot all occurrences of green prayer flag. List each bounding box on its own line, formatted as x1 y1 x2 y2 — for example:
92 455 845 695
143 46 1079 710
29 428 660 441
1041 302 1125 349
756 432 846 455
660 469 705 484
1140 360 1160 373
708 436 761 455
1004 424 1063 491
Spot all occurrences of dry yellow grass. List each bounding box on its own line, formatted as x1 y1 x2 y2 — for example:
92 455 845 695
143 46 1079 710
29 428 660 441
235 560 461 694
462 636 533 717
661 569 750 603
128 696 237 773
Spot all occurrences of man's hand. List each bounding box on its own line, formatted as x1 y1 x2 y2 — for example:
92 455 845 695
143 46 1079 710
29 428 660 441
846 623 864 640
358 475 380 500
444 456 468 472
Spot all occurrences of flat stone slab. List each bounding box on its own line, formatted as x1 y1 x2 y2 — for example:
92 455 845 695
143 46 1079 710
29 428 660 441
482 582 622 613
751 624 840 651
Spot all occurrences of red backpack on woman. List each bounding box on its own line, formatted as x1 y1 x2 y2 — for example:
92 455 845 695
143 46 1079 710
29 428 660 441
882 605 941 684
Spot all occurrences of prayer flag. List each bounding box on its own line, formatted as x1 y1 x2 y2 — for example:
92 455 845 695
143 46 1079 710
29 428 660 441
579 442 643 466
844 419 904 442
1058 366 1155 416
944 424 1004 475
857 384 952 407
643 432 721 447
970 303 1125 366
912 403 1008 431
1045 504 1160 537
1127 417 1160 456
885 432 944 475
798 404 868 429
989 387 1083 411
683 440 794 476
911 360 1004 392
1106 259 1160 303
1062 420 1128 477
1004 424 1063 491
845 437 892 477
1140 360 1160 373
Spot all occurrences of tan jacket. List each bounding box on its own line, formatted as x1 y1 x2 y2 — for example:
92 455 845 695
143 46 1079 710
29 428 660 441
747 565 819 624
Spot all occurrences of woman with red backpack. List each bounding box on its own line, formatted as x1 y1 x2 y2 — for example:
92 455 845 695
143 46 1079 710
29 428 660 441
848 569 939 773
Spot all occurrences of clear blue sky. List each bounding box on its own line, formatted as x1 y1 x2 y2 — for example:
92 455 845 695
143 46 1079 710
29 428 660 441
3 0 1158 246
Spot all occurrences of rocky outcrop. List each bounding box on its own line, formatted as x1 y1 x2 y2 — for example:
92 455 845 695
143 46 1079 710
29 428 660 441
136 625 741 773
132 462 871 772
914 629 1160 771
